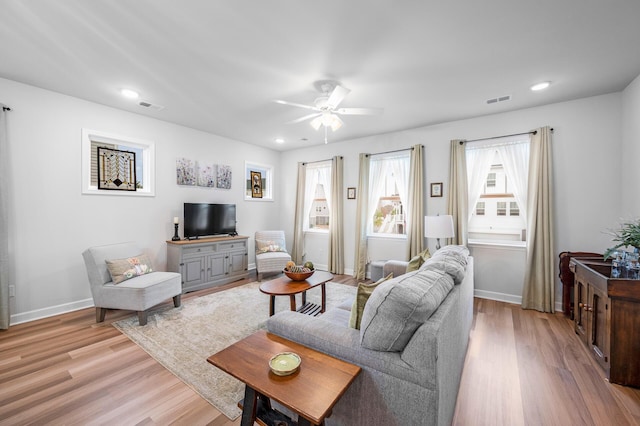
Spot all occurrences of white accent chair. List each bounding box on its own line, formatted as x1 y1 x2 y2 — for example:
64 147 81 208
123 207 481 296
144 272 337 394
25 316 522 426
82 242 182 326
255 230 292 281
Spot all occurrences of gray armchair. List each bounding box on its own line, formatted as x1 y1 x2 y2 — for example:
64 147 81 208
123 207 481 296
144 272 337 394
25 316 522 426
255 230 291 281
82 242 182 325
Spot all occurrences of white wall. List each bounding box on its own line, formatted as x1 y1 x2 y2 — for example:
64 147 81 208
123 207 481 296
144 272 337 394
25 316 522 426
622 74 640 214
1 77 282 324
279 92 624 307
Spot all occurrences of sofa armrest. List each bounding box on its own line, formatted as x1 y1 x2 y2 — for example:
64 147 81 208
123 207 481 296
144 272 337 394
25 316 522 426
383 260 408 278
267 311 436 389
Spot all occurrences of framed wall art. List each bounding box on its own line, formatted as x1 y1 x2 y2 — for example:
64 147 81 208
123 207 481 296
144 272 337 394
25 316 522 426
347 187 356 199
97 147 136 191
430 182 443 197
250 171 263 198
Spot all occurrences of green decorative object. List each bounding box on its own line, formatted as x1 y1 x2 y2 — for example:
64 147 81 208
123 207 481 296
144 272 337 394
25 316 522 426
604 219 640 259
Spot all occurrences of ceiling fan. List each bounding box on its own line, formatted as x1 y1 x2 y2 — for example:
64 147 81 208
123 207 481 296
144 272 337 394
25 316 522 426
275 80 383 143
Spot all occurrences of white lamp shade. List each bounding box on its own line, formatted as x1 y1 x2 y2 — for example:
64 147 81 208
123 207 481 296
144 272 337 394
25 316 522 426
424 215 455 239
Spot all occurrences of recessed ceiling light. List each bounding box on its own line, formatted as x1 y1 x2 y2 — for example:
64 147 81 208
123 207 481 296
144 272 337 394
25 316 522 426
530 81 551 91
274 138 285 144
120 88 139 99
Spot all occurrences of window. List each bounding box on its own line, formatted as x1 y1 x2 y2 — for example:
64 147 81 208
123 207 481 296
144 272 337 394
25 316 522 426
497 201 507 216
304 161 332 232
81 129 155 196
486 172 496 188
510 201 520 216
466 135 530 243
368 152 410 236
245 162 274 201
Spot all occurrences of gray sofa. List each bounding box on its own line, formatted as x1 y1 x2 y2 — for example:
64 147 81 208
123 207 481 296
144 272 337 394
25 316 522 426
267 246 474 426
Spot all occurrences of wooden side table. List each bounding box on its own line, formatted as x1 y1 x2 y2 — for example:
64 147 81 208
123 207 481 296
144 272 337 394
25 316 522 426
207 330 360 426
259 271 333 316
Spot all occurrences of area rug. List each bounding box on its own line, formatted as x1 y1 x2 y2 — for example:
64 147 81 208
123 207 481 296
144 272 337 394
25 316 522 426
112 281 356 420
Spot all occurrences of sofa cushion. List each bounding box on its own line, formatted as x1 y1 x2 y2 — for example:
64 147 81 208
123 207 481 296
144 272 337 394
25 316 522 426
421 245 469 284
406 248 431 272
360 268 454 351
348 273 393 330
106 254 154 284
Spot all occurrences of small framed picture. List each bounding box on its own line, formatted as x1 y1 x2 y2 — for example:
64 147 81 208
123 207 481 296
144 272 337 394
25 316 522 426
347 187 356 199
430 182 443 197
251 171 263 198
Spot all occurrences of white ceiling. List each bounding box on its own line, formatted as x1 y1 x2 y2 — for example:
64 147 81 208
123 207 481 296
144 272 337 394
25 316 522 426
2 1 640 151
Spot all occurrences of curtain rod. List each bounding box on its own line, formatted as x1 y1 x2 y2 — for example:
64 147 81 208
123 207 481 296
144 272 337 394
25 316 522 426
2 106 11 111
302 156 342 166
460 128 553 144
366 145 422 158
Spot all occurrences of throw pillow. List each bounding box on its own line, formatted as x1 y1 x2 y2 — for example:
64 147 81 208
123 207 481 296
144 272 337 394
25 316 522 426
406 248 432 272
106 254 154 284
255 238 287 254
348 273 393 330
360 268 454 352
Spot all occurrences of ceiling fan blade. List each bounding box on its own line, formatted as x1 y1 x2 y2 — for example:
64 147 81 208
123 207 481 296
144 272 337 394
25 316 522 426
274 99 320 111
287 112 321 124
326 85 351 109
335 107 384 115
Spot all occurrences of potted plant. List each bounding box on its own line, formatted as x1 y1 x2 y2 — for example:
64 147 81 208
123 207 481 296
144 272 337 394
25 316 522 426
604 218 640 259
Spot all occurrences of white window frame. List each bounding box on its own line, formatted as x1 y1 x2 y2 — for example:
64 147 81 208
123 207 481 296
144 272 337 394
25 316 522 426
81 129 155 196
367 152 410 239
244 161 274 201
304 161 332 233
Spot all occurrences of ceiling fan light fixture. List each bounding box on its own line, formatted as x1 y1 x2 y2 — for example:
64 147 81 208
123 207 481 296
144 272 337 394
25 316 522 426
310 116 323 130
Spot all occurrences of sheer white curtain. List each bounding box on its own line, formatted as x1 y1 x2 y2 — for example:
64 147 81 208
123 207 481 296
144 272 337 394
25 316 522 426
367 157 387 235
499 141 530 224
0 105 9 329
465 147 495 221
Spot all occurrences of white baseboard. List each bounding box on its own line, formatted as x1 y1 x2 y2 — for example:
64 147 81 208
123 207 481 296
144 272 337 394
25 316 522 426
474 289 564 313
474 289 522 305
10 298 94 326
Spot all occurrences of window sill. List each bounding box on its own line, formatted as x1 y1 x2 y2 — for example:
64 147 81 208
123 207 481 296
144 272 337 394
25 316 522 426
468 239 526 249
367 234 407 241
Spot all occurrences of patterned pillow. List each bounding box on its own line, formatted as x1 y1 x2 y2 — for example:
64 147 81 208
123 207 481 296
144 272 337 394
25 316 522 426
106 254 154 284
255 238 287 254
348 273 393 330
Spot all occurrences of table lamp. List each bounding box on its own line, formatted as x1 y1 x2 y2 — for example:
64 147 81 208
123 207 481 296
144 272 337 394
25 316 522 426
424 215 455 250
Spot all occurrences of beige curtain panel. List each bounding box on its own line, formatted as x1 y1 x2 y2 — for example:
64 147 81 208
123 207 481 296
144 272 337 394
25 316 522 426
521 126 555 312
407 144 425 258
290 162 306 265
447 140 468 246
328 156 344 274
0 105 10 329
353 153 370 280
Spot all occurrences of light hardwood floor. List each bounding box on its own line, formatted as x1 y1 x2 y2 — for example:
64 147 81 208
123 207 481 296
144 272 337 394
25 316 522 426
1 274 639 425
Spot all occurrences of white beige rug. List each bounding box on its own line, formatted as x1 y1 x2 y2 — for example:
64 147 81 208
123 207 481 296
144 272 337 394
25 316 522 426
113 281 356 420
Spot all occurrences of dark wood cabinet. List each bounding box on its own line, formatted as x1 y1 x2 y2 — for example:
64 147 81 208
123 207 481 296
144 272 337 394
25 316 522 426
571 258 640 387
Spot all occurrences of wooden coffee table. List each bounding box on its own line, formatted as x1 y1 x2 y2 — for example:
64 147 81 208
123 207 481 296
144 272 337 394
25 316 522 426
207 330 360 426
259 270 333 316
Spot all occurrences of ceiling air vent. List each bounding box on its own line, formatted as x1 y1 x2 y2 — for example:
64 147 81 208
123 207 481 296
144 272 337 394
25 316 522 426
138 101 165 111
486 95 511 105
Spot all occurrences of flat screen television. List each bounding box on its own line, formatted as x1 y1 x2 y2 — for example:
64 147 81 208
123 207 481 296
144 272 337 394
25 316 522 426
184 203 237 239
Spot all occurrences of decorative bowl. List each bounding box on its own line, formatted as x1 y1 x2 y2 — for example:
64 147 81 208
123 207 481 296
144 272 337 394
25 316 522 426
269 352 301 376
283 269 314 281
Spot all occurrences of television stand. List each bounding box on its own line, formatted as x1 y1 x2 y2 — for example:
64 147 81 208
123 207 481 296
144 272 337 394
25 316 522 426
166 235 249 293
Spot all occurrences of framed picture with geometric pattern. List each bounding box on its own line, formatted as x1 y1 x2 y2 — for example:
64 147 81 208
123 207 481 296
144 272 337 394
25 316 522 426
97 147 137 191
